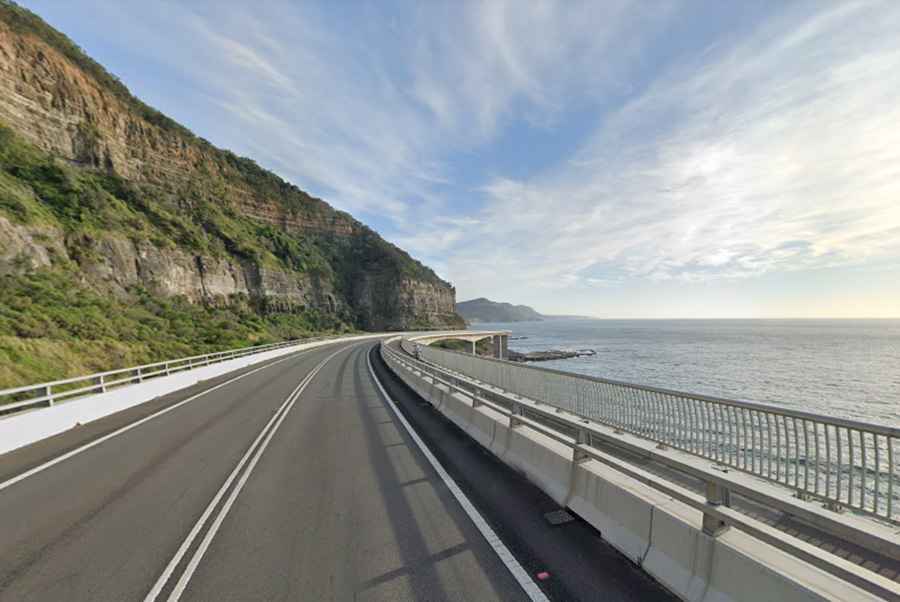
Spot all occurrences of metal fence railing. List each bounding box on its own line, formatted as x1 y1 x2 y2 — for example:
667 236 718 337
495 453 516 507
0 337 330 415
383 340 900 597
415 344 900 524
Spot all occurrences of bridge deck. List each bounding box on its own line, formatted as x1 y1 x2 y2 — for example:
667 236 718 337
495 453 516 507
0 340 673 601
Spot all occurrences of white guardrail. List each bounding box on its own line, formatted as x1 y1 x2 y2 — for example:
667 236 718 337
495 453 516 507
382 338 900 599
413 342 900 525
0 337 331 415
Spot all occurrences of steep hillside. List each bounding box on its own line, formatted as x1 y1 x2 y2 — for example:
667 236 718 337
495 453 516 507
0 2 462 386
456 298 544 323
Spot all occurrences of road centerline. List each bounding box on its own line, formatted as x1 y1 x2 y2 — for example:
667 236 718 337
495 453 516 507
0 346 329 495
146 343 359 602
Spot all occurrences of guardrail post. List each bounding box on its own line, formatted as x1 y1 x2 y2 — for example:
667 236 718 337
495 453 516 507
94 375 106 393
44 384 53 406
164 362 171 376
574 427 591 463
823 500 846 514
509 403 524 429
702 481 731 536
794 490 813 501
136 367 143 383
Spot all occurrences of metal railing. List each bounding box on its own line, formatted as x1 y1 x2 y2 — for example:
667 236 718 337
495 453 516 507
0 337 329 415
382 340 900 598
414 343 900 524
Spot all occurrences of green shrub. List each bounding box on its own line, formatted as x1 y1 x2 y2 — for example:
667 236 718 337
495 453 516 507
0 270 354 388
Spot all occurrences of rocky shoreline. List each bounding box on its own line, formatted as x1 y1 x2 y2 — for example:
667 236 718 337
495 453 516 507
507 349 595 362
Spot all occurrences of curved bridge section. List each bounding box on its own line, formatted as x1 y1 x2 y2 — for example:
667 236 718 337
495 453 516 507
406 330 511 359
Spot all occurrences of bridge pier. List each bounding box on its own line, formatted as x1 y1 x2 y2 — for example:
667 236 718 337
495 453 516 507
408 330 510 360
491 335 508 359
491 334 509 360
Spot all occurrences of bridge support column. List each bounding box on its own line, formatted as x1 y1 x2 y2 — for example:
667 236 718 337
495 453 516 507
492 335 501 358
471 340 477 355
499 334 508 360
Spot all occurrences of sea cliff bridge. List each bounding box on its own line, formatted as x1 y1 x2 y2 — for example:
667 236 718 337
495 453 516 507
0 332 897 601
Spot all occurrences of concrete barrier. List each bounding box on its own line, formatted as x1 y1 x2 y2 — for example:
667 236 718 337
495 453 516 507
568 459 664 564
385 347 890 602
438 390 474 433
498 425 573 506
0 334 387 456
470 406 502 451
641 498 710 598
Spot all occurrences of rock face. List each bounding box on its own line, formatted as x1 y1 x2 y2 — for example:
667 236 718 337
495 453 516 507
0 215 63 274
0 6 463 330
354 276 459 330
507 349 596 363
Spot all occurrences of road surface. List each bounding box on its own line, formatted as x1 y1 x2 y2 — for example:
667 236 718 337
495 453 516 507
0 339 673 601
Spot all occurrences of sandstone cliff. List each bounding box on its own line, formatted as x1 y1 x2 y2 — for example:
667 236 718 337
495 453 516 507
0 2 463 333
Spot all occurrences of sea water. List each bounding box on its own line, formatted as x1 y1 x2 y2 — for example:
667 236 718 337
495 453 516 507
471 319 900 426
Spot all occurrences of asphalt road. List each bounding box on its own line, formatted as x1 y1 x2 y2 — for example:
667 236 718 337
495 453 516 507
0 339 674 601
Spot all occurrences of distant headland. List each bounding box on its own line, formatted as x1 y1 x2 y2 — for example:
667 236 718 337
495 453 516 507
456 298 544 323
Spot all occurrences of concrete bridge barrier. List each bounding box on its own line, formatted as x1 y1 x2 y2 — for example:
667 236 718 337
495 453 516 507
494 422 574 507
382 338 899 602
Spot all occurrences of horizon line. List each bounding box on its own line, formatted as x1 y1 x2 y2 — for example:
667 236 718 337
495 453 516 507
481 316 900 321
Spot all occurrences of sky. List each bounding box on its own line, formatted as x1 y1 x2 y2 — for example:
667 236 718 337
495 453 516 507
22 0 900 318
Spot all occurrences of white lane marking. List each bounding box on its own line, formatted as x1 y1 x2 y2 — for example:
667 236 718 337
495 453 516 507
142 370 310 602
366 347 550 602
152 344 355 602
0 348 326 494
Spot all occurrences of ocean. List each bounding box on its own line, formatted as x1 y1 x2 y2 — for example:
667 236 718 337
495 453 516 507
470 319 900 426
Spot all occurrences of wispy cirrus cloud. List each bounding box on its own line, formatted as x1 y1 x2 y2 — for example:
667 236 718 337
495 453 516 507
25 0 900 316
435 1 900 307
37 0 669 224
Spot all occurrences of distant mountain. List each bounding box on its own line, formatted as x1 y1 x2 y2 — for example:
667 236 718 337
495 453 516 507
456 298 544 323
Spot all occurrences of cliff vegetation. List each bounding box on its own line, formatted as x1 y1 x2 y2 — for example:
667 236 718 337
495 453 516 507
0 1 462 388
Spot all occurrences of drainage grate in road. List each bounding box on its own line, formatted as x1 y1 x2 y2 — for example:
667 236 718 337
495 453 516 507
543 509 575 526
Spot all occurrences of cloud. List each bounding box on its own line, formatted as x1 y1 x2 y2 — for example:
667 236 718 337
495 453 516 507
31 0 900 315
409 0 672 141
118 0 670 229
442 1 900 301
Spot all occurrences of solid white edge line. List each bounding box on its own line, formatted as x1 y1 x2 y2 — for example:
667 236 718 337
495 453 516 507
143 367 316 602
163 344 357 602
366 346 550 602
0 347 318 494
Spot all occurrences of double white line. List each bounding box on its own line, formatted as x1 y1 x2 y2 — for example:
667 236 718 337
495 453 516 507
145 344 353 602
